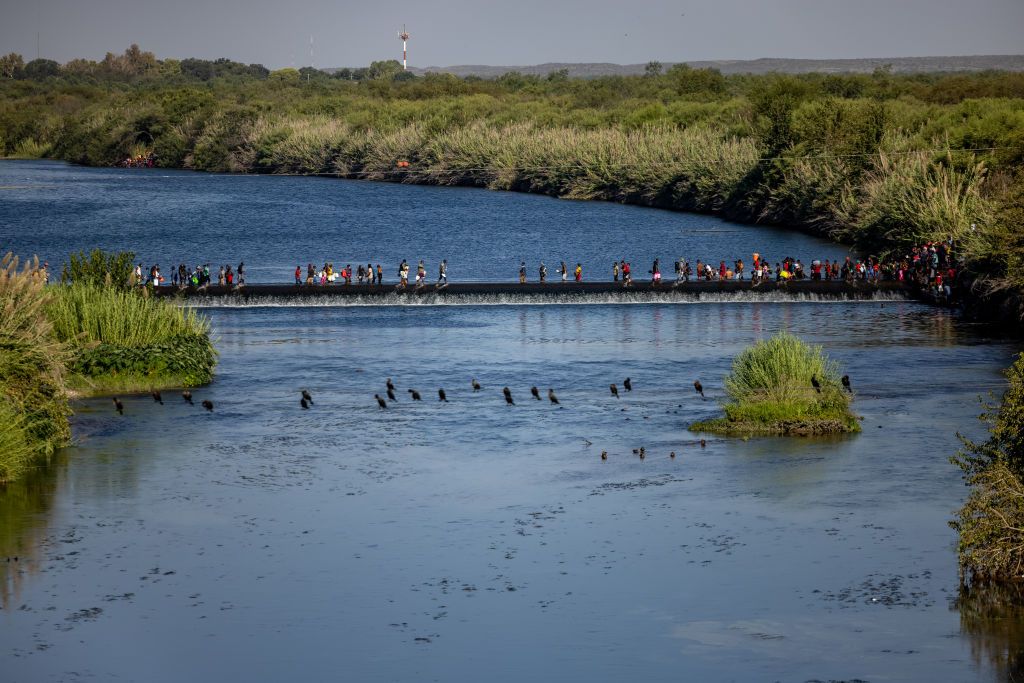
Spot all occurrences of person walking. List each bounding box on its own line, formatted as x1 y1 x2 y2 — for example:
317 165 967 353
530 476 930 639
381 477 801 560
613 262 619 282
519 261 527 284
376 264 383 285
437 259 448 285
237 261 245 286
574 263 582 282
559 261 568 282
539 262 547 283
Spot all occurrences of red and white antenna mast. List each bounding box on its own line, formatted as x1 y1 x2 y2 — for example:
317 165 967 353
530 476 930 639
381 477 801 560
398 25 410 70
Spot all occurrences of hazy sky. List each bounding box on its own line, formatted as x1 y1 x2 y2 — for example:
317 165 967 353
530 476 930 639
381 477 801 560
2 0 1022 68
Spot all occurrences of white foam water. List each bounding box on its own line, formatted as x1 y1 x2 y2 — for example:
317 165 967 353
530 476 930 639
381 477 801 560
183 289 910 309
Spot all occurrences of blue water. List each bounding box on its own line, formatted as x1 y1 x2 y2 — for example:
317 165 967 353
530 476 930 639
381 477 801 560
0 160 1020 682
0 160 852 283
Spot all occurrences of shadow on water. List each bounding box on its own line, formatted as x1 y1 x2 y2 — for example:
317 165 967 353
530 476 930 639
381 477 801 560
0 452 66 610
957 582 1024 683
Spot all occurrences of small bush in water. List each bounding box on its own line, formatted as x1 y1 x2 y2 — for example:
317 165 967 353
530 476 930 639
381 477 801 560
691 332 858 435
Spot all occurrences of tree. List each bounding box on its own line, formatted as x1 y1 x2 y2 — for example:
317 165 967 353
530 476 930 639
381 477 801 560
123 43 157 75
750 76 811 152
298 66 328 82
366 59 403 80
546 68 569 82
62 58 99 78
0 53 24 79
666 63 725 96
269 67 300 82
23 59 61 80
246 63 270 79
644 61 663 77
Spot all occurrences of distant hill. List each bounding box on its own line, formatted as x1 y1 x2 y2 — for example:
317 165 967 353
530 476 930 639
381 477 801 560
386 55 1024 78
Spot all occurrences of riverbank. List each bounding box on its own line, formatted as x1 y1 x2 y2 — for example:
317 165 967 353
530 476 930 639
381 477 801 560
0 260 216 483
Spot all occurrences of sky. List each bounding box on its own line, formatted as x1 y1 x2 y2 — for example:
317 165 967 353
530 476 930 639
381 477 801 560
1 0 1022 69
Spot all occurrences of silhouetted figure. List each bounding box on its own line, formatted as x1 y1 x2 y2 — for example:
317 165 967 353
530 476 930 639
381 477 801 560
670 451 676 459
151 390 162 405
387 378 396 393
610 383 619 398
408 389 421 401
601 450 607 461
639 447 645 460
438 388 447 402
375 394 387 409
472 379 481 392
503 387 514 405
548 388 559 404
202 400 214 412
387 388 397 401
300 398 309 409
531 386 541 400
700 439 706 448
302 389 313 404
694 380 704 398
182 390 193 405
113 397 124 415
842 375 852 393
811 376 821 393
623 377 632 392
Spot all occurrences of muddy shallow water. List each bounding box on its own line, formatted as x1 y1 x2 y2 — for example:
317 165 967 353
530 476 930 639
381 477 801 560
1 300 1019 682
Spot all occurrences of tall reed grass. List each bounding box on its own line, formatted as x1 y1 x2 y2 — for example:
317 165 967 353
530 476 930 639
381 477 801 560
48 284 209 349
693 332 858 434
0 254 69 483
47 284 216 391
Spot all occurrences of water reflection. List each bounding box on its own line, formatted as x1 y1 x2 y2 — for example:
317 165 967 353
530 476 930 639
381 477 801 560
0 453 65 609
957 582 1024 682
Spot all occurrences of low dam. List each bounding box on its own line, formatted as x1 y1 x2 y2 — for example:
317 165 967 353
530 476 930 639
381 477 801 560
154 279 913 305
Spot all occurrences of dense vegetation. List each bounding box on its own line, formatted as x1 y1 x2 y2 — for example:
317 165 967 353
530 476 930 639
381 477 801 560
0 250 216 483
951 353 1024 583
689 332 858 435
0 255 69 482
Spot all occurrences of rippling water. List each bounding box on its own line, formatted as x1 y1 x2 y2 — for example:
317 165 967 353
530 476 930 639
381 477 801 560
1 161 1020 682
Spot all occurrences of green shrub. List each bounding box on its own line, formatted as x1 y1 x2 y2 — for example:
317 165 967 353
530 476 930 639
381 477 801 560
63 248 135 289
691 332 858 435
951 353 1024 582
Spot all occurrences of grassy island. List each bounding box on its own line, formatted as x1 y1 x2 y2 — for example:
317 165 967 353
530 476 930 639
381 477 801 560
689 332 859 436
0 251 216 483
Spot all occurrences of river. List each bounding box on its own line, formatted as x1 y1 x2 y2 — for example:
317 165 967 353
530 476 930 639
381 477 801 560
1 160 1021 682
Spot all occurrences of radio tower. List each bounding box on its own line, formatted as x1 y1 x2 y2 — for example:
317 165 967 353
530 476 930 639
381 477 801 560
398 25 410 70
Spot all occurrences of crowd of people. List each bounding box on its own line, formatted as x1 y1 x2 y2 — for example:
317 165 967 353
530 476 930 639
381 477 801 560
124 240 955 303
119 152 156 168
130 262 246 288
279 242 958 302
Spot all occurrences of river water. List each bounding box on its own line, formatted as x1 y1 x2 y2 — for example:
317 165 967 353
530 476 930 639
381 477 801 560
1 160 1021 682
